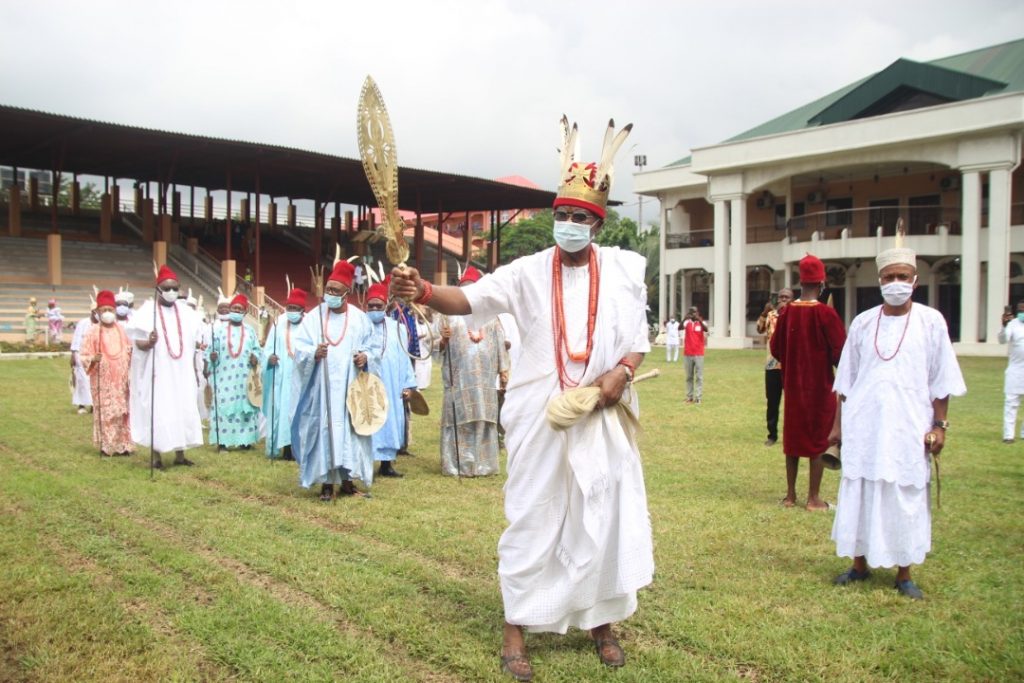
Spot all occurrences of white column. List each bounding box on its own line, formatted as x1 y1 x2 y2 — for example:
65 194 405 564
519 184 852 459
986 167 1013 343
960 171 981 343
679 271 689 315
658 202 668 326
729 196 747 339
712 199 729 339
668 271 678 320
843 266 857 327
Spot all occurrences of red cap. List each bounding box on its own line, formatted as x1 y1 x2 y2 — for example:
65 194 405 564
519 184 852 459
366 283 388 303
96 290 116 308
327 260 355 287
799 253 825 283
155 264 178 285
459 266 482 285
230 293 248 308
553 195 606 220
285 288 307 308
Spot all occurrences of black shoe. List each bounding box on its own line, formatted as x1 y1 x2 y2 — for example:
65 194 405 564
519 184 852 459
895 579 924 600
834 567 871 585
151 458 165 470
379 464 404 478
281 446 295 461
217 445 227 452
764 438 777 447
241 444 252 450
173 456 195 467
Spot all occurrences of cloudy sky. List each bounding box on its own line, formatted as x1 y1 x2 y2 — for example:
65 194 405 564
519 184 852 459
3 0 1022 219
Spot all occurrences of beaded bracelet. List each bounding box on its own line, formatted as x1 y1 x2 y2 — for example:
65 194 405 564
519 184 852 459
414 280 433 305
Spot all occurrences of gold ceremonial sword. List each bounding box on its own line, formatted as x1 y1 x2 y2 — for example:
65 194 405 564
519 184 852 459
356 75 433 361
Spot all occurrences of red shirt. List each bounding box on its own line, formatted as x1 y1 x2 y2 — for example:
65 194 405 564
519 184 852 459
683 319 706 356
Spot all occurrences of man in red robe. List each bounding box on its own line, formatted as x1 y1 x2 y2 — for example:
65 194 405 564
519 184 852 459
770 254 846 511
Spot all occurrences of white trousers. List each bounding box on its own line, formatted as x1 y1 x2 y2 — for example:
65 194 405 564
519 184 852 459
1004 393 1024 440
665 342 680 362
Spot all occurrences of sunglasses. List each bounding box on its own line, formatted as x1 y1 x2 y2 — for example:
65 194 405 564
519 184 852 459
159 286 180 292
553 209 597 224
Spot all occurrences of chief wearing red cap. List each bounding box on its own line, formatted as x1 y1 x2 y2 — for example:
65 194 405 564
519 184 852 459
83 290 134 455
770 254 847 510
206 290 262 451
390 116 649 678
126 262 204 468
262 286 309 460
365 282 416 479
290 259 375 501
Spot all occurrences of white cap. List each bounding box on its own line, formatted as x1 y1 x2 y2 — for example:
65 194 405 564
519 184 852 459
876 247 917 272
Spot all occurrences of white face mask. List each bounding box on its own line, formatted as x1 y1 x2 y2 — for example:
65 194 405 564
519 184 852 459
161 289 179 304
100 311 116 325
553 220 594 253
880 278 916 306
217 312 230 321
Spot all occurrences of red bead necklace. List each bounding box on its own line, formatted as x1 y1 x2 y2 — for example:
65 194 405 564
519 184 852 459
874 303 913 361
467 328 484 343
158 303 184 359
227 323 245 358
551 246 600 389
323 306 350 346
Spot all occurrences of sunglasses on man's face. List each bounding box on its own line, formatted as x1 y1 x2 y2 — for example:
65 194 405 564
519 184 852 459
553 209 597 224
159 286 180 292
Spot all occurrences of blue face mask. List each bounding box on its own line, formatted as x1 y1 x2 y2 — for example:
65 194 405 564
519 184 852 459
115 305 129 318
228 312 244 324
287 311 303 324
324 294 343 309
367 311 386 324
553 220 594 254
1017 312 1024 323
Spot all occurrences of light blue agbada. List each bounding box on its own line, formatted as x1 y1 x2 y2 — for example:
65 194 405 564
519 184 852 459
291 303 374 488
261 313 300 458
367 315 417 462
205 321 262 447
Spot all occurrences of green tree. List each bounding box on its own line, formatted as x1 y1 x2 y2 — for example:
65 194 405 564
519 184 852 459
594 209 638 251
56 178 103 210
498 209 556 264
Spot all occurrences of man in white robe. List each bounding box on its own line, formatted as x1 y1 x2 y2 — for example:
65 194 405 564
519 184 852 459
391 118 652 680
664 317 680 362
262 287 307 460
998 300 1024 442
70 308 97 413
290 260 374 501
127 265 204 469
829 245 965 600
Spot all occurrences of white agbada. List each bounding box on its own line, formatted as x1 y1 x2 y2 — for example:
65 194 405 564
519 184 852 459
463 245 654 633
414 319 434 389
70 316 94 407
998 318 1024 439
126 298 204 453
831 303 966 568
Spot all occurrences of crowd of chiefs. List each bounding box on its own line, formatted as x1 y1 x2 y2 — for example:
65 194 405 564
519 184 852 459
55 259 512 500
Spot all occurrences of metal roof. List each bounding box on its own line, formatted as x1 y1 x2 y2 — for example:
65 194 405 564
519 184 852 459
0 104 556 213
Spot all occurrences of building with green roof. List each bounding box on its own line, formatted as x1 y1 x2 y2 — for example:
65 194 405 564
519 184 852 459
637 38 1024 354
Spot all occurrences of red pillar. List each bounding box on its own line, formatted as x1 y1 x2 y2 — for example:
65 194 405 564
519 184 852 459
225 173 232 261
254 175 261 286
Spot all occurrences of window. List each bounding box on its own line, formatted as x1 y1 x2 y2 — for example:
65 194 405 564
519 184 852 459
908 194 940 235
869 199 899 235
825 197 853 227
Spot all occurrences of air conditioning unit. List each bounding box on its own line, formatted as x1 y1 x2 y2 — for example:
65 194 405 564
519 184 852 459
940 176 960 192
755 192 775 209
806 190 826 204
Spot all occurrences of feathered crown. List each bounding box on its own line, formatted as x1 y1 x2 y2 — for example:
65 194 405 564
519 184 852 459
553 115 632 219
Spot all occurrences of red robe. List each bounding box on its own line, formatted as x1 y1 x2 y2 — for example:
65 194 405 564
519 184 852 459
769 300 846 458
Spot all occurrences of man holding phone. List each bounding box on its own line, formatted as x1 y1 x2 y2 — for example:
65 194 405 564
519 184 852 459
998 300 1024 442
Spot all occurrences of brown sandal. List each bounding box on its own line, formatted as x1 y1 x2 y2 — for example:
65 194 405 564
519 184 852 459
594 636 626 667
500 652 533 681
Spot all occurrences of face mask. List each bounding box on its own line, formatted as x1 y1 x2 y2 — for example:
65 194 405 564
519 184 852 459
324 294 344 309
228 312 244 324
1016 312 1024 323
880 278 915 306
161 289 179 304
100 311 116 325
217 312 229 321
367 311 386 324
287 311 303 324
116 305 129 318
553 220 593 253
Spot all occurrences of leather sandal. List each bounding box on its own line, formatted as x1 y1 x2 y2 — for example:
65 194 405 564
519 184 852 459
500 653 533 681
594 636 626 667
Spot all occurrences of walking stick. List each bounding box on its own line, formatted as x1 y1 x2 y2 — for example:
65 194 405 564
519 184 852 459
150 288 158 479
311 266 337 475
211 321 221 449
269 316 278 458
441 316 462 481
93 331 104 456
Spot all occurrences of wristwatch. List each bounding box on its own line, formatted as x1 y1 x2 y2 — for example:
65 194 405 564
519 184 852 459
932 420 949 430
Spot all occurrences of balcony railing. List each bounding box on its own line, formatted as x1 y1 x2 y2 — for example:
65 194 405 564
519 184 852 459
666 229 714 249
786 205 961 241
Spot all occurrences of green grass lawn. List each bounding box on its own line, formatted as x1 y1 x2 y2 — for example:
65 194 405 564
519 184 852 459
0 350 1021 682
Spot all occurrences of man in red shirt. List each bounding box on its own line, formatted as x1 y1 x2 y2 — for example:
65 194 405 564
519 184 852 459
682 306 707 403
